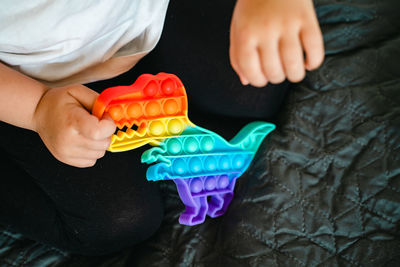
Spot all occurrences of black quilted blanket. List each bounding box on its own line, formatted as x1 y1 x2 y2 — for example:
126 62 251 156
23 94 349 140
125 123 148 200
1 0 399 266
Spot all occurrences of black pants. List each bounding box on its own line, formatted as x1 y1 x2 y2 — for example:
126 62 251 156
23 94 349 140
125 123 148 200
0 0 288 256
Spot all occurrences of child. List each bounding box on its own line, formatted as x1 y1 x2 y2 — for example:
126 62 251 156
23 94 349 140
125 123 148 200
0 0 324 255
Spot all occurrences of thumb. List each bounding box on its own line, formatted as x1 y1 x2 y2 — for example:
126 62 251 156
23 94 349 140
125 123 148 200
97 113 117 138
66 85 116 140
77 108 116 140
71 100 116 141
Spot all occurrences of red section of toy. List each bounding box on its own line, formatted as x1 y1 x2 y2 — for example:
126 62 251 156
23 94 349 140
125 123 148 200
93 73 188 129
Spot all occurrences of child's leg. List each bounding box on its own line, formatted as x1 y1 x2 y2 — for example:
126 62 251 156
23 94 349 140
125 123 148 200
0 121 164 255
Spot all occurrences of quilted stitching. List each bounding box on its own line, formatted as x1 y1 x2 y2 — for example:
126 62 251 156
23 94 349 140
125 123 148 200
1 0 399 266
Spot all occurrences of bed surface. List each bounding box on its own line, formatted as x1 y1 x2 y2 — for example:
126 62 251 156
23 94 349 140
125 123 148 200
1 0 399 266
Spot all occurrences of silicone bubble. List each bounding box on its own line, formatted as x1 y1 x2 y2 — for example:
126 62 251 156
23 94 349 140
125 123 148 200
184 137 199 153
204 156 217 171
173 158 186 175
127 103 143 119
163 99 179 115
144 81 158 97
201 136 215 152
108 105 124 122
219 156 231 170
161 79 175 95
167 139 182 155
149 121 165 136
218 175 230 189
189 157 202 173
204 176 216 190
190 178 203 193
146 101 161 117
167 119 184 135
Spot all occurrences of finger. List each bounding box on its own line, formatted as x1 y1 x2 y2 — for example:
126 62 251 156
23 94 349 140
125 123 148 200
67 145 107 160
231 30 267 88
72 106 102 138
300 22 324 71
73 107 116 141
68 85 99 111
258 37 286 84
236 42 268 87
82 137 112 151
54 154 97 168
59 142 107 160
230 36 249 85
87 116 116 141
69 158 97 168
97 113 117 138
279 33 306 83
79 149 106 161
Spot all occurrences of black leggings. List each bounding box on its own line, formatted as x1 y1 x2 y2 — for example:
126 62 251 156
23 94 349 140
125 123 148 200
0 0 288 255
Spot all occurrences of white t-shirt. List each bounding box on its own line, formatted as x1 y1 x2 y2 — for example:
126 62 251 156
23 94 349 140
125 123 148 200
0 0 169 83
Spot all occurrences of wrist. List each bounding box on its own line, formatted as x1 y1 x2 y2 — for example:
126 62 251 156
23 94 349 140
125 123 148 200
32 87 51 133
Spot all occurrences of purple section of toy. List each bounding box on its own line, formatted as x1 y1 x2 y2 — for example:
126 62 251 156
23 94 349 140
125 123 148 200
173 175 237 225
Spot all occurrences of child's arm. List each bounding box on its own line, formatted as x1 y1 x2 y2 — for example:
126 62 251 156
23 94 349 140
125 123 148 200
0 62 116 168
230 0 324 87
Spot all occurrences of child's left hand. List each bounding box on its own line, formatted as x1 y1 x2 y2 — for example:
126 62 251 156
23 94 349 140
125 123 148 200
33 85 116 168
229 0 324 87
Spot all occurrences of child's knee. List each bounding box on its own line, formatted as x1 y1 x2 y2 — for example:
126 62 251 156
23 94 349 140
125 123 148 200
55 191 164 255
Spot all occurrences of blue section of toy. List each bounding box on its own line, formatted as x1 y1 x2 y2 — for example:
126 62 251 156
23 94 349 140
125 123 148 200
141 121 275 182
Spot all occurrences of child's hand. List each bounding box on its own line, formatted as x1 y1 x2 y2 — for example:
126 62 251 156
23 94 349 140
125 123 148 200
33 85 116 168
230 0 324 87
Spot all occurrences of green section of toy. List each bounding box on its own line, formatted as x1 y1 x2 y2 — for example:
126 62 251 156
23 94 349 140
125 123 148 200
141 121 275 181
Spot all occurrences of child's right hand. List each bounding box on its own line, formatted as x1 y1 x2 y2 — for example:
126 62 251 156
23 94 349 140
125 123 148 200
229 0 324 87
33 85 116 168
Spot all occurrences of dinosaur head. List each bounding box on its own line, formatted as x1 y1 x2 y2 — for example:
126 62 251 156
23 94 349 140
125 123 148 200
92 73 193 152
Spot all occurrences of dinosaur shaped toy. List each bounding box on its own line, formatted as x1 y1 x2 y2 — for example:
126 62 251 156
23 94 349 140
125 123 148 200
92 73 275 225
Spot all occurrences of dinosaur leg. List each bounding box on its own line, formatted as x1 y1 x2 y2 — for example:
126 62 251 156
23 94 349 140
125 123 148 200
207 178 237 218
174 179 208 226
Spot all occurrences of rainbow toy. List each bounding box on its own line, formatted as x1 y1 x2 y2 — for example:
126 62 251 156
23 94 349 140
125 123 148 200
93 73 275 225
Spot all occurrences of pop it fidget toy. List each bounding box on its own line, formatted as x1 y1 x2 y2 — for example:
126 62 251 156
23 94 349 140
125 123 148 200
93 73 276 225
141 122 275 225
92 73 194 152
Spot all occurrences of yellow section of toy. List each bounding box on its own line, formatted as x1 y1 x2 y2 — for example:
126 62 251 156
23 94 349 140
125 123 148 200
109 116 195 152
